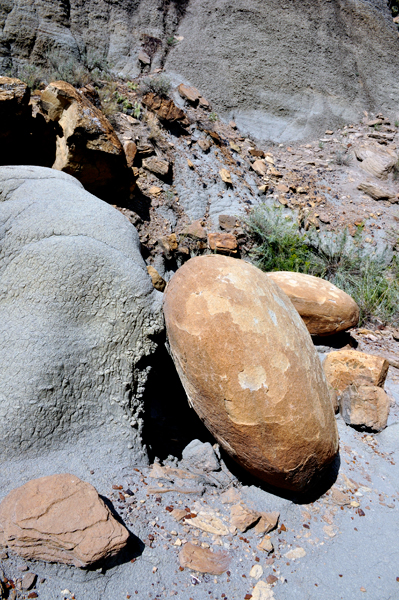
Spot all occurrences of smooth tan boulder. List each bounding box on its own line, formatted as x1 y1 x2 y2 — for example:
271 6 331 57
265 272 359 336
341 385 390 432
163 255 338 492
0 474 129 567
323 350 389 397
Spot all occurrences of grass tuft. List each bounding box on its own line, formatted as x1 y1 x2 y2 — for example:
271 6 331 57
246 205 399 326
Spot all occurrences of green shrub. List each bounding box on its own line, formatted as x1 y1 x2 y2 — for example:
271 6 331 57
140 75 171 98
246 204 399 326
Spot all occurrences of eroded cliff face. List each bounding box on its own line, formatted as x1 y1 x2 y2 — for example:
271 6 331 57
0 0 398 141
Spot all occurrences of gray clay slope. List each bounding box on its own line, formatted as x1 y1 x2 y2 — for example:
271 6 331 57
1 0 399 141
0 165 163 462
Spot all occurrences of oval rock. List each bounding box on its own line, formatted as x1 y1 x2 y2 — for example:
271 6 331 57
265 271 359 336
163 255 338 492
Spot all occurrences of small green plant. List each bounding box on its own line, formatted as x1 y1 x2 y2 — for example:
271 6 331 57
373 123 381 131
133 101 142 119
167 36 177 46
209 112 218 122
127 81 139 91
334 149 352 166
318 141 324 149
246 204 399 326
395 120 399 128
140 75 171 98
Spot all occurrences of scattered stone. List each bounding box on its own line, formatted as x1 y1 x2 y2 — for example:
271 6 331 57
124 140 137 168
285 547 306 560
230 505 261 532
159 233 178 257
254 512 279 535
250 564 264 579
219 168 232 184
163 255 338 491
0 474 130 567
182 439 220 472
142 93 189 125
177 84 201 104
21 573 37 591
323 350 389 396
219 214 237 231
179 542 231 574
266 575 278 585
183 220 207 240
357 181 397 202
220 488 241 504
187 158 194 168
207 232 238 254
268 167 283 177
147 265 166 292
229 141 241 153
252 580 275 600
331 488 351 506
138 49 151 64
190 512 229 536
341 385 390 432
265 272 359 336
171 509 187 522
142 157 170 176
257 536 274 554
40 81 127 199
249 148 265 158
258 184 268 194
198 139 212 152
149 186 162 195
323 525 336 538
252 160 267 176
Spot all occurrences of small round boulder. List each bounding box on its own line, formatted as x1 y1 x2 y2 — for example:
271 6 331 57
163 255 338 492
265 272 359 336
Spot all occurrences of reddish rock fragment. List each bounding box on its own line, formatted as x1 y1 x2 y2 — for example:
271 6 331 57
179 542 231 575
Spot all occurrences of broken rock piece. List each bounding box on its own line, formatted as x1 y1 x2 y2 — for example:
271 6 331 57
323 350 389 396
179 542 231 574
0 474 129 568
341 385 390 432
182 439 220 473
254 511 280 534
230 504 260 532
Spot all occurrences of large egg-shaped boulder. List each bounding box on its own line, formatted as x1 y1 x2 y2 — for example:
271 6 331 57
265 272 359 336
163 255 338 492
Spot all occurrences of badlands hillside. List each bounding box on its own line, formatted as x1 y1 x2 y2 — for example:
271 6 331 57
0 1 399 600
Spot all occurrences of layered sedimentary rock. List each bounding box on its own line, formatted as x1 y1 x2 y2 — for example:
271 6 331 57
163 255 338 492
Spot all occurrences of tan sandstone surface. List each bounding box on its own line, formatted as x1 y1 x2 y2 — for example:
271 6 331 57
0 474 130 567
163 255 338 492
323 349 389 396
265 272 359 336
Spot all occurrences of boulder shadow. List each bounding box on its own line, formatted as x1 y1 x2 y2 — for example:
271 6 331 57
93 495 145 570
220 449 341 505
142 335 216 463
312 331 358 350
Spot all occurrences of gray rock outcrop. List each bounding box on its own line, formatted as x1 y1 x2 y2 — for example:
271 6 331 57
0 165 163 461
1 0 398 141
